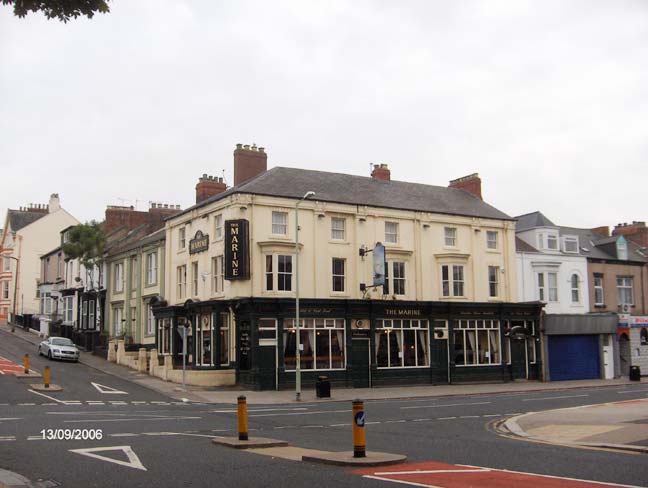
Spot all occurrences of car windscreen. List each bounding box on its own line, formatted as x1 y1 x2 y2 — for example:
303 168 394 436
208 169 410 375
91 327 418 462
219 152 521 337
51 338 74 346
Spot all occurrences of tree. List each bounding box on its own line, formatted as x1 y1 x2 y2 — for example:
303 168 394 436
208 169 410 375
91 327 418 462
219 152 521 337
62 221 107 334
2 0 110 22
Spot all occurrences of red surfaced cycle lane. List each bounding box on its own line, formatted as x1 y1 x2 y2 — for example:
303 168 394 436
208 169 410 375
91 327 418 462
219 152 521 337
355 461 644 488
0 356 24 375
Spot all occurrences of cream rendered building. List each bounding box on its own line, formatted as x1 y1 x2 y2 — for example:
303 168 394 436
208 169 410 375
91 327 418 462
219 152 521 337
153 145 541 389
0 194 79 325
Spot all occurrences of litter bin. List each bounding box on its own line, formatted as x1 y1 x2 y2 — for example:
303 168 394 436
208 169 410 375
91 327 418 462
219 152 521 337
316 376 331 398
630 366 641 381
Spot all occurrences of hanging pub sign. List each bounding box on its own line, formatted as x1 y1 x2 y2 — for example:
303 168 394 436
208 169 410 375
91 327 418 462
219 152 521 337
189 230 210 254
225 219 250 280
373 242 386 287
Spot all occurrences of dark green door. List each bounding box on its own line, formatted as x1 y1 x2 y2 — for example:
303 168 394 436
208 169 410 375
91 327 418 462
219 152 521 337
258 344 276 390
351 339 371 388
510 338 527 380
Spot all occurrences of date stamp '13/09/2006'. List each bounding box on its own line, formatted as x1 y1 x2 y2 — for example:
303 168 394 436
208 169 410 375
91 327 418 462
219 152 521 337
40 429 103 440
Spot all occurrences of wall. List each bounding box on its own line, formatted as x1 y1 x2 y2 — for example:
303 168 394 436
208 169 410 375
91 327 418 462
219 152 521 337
587 261 648 315
164 194 518 305
516 251 590 313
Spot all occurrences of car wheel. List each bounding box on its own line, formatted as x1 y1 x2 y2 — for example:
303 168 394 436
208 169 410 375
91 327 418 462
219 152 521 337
47 351 52 360
38 347 42 356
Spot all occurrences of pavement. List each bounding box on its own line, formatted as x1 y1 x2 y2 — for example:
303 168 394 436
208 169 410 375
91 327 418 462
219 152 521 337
3 323 647 458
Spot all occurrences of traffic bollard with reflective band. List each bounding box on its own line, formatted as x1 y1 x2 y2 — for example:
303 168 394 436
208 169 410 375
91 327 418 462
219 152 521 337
44 367 50 389
238 396 249 441
24 354 29 374
352 399 366 458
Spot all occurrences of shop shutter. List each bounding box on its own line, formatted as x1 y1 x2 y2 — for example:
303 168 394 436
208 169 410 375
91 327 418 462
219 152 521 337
548 335 600 381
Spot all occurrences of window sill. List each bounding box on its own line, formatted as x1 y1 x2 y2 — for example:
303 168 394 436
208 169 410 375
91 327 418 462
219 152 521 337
330 292 350 297
177 249 187 254
376 365 429 370
328 240 349 245
486 249 501 253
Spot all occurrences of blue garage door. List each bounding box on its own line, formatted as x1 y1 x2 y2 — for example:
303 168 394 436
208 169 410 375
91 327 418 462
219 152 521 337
548 335 600 381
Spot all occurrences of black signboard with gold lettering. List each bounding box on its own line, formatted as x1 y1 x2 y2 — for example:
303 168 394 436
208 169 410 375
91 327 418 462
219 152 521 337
225 219 250 280
189 230 209 255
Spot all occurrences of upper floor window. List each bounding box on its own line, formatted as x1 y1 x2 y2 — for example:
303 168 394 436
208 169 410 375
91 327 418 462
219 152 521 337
130 256 138 289
212 255 224 294
537 272 558 302
114 262 124 293
617 276 634 305
332 258 345 292
272 211 288 235
563 236 579 253
179 227 186 249
265 255 292 291
488 266 499 298
384 261 406 296
570 274 580 303
1 281 9 299
547 234 558 250
331 218 345 240
191 262 199 296
441 264 464 297
177 265 186 299
594 274 604 306
146 302 155 335
617 239 628 260
385 222 398 244
146 252 157 285
3 257 10 271
215 214 223 240
445 227 457 247
486 231 498 250
63 296 74 323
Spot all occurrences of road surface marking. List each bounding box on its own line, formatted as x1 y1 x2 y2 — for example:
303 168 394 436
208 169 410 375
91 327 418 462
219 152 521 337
28 389 68 404
210 407 308 413
459 415 480 419
0 418 23 422
17 403 35 406
110 433 139 437
63 416 201 423
109 401 128 405
86 402 105 405
617 389 648 394
401 401 491 410
329 423 351 427
483 414 502 417
249 409 350 417
91 382 128 395
522 394 589 402
70 446 147 471
385 420 407 423
413 419 431 422
437 417 457 420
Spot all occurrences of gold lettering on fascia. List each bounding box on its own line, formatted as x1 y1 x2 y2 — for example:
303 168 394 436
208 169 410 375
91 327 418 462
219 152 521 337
230 223 240 276
385 309 421 316
300 308 333 314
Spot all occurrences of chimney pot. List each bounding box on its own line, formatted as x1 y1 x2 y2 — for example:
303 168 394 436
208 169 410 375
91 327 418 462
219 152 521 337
371 163 391 181
259 147 265 153
236 143 243 150
234 142 268 186
449 173 482 200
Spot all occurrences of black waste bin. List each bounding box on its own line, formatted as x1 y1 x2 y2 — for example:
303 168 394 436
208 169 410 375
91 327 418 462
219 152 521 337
316 376 331 398
630 366 641 381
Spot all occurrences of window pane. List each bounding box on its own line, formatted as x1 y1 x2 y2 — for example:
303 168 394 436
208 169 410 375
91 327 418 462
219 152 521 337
376 331 389 367
301 330 314 369
331 330 344 368
466 330 477 364
315 330 331 369
389 330 402 367
453 330 465 365
477 329 489 364
403 330 416 366
265 256 273 290
489 330 500 364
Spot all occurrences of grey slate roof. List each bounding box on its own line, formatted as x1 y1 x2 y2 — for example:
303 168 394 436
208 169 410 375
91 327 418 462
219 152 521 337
515 211 556 231
8 209 47 232
176 167 513 221
557 226 648 263
515 237 538 253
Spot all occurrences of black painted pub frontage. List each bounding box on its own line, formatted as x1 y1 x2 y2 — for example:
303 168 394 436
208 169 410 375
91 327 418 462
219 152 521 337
152 298 544 390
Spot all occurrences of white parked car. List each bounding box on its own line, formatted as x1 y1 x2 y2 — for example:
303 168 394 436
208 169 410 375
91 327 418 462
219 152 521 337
38 337 80 362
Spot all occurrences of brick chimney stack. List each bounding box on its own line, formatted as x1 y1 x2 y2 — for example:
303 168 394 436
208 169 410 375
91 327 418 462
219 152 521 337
371 164 391 181
233 143 267 186
449 173 482 200
612 221 648 247
196 174 227 204
591 226 610 237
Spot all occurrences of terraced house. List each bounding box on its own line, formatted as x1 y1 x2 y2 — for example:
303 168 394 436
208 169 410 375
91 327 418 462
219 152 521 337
153 144 543 390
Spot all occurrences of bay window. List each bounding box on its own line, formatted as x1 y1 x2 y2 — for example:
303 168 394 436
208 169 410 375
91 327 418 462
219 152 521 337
441 264 464 297
265 255 292 291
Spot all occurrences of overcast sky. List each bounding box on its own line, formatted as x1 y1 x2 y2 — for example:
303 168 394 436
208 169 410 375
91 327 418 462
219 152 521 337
1 0 647 229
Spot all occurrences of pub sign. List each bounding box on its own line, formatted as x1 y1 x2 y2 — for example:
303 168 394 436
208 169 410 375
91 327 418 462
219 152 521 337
225 219 250 280
189 230 209 254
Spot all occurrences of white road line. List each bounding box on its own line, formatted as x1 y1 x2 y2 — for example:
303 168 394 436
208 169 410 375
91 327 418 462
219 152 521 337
63 416 202 423
17 403 36 406
109 401 128 405
459 415 480 419
618 389 648 394
27 436 44 441
522 394 588 402
362 475 440 487
373 469 489 475
366 421 382 425
483 414 502 417
110 433 140 437
28 389 66 404
329 423 350 427
210 407 308 413
249 409 350 417
87 402 105 405
385 420 407 424
401 401 491 410
303 425 324 428
0 418 23 421
131 401 147 404
437 417 456 420
504 413 523 415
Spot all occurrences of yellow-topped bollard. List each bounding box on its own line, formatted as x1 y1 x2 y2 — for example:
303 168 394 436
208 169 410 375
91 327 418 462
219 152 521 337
44 366 50 389
352 399 366 458
23 354 29 374
237 396 248 441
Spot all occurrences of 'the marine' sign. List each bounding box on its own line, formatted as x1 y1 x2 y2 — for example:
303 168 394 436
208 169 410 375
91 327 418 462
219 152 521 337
189 230 209 254
384 309 422 317
225 219 250 280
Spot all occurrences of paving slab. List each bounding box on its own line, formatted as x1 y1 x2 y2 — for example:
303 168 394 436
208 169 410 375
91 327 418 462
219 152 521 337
212 436 289 449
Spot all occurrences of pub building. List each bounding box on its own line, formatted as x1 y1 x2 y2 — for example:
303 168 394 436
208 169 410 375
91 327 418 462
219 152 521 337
152 144 543 390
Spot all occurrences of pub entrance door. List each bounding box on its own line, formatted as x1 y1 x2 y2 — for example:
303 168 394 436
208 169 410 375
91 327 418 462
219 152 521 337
510 338 528 380
351 338 371 388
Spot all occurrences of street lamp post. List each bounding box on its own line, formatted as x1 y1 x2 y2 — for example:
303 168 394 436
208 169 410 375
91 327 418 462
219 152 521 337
4 255 19 333
295 190 315 402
